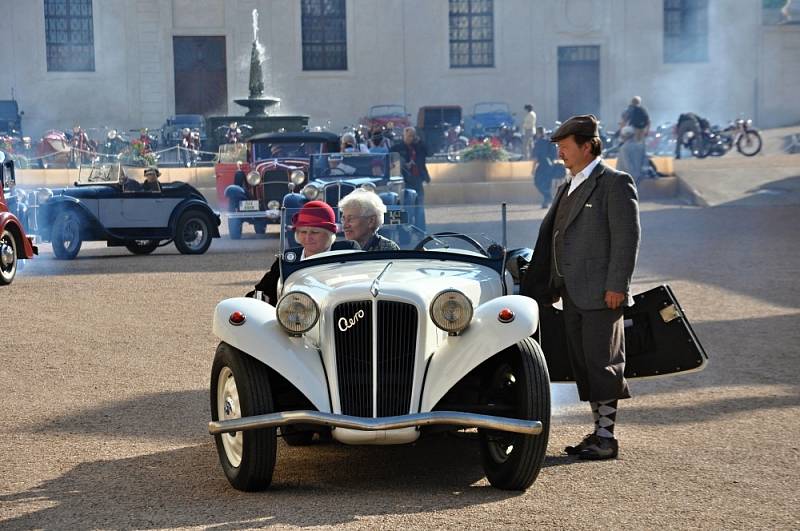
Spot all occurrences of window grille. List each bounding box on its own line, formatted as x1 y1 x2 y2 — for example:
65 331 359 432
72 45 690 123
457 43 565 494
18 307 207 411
45 0 95 72
664 0 709 63
301 0 347 71
449 0 494 68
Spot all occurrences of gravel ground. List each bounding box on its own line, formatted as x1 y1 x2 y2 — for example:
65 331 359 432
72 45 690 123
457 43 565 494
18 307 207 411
1 199 798 530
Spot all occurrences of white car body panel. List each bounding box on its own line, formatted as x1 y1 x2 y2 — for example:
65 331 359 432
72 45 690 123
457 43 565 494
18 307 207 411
213 255 539 445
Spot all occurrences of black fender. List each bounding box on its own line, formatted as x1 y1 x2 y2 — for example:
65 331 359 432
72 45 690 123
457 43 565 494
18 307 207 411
39 196 106 241
168 198 221 238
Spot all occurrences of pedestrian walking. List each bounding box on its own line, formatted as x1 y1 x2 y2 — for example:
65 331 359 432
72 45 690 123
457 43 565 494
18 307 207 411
615 126 647 184
522 104 537 159
390 127 430 230
521 114 641 460
531 126 559 208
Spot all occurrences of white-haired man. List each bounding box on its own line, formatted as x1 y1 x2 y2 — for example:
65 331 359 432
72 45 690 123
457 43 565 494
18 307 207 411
339 189 399 251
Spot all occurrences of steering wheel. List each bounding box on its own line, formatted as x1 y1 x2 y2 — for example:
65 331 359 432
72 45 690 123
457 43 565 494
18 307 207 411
413 231 490 257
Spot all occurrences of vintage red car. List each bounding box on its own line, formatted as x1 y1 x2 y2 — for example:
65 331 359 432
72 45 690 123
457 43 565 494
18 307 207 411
0 158 37 284
214 131 339 239
363 104 412 137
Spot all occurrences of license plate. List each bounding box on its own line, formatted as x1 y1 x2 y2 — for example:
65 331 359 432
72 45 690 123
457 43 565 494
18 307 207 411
239 200 260 212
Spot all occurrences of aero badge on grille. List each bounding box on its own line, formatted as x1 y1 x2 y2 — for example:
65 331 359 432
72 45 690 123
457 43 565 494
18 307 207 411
338 309 365 332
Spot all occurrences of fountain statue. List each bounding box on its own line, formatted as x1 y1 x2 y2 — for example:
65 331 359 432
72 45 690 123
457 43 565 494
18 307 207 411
206 9 308 151
234 9 280 117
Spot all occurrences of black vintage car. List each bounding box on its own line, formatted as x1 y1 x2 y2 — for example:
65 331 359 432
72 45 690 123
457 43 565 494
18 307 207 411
27 163 220 259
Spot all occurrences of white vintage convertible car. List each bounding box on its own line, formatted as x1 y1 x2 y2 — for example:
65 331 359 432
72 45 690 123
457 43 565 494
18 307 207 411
208 210 707 492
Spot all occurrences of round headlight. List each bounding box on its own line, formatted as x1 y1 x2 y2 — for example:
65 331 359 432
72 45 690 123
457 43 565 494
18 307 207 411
37 188 53 203
430 289 473 334
360 182 376 193
267 199 280 210
290 170 305 186
276 291 319 335
246 170 262 186
302 184 320 200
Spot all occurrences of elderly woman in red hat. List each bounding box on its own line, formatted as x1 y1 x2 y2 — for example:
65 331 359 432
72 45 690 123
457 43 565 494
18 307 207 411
249 200 357 305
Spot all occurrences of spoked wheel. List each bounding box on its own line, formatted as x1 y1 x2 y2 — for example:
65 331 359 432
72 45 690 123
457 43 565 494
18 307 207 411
51 210 83 260
0 229 18 285
690 135 710 159
479 337 551 490
174 211 212 254
737 130 762 157
125 240 159 255
211 342 277 491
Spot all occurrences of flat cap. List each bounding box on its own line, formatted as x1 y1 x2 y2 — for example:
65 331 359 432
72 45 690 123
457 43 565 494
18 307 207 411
144 166 161 177
550 114 599 142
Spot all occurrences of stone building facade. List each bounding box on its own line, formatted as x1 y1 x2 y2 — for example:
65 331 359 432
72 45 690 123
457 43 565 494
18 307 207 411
0 0 797 139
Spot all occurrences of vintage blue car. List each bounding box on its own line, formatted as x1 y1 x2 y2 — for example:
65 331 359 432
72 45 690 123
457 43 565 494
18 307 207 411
27 163 220 259
281 152 419 240
468 101 516 137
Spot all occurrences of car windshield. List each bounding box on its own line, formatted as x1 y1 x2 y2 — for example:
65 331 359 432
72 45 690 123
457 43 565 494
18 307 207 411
474 102 510 115
369 105 406 117
309 153 400 180
278 203 515 266
254 141 325 160
77 162 124 184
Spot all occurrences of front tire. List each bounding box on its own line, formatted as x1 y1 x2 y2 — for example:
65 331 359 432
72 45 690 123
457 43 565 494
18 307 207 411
125 240 159 255
174 210 212 254
479 337 551 491
211 342 277 491
0 229 18 285
51 210 83 260
737 130 762 157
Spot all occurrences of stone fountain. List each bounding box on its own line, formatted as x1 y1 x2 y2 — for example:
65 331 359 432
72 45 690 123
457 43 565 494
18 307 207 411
206 9 308 151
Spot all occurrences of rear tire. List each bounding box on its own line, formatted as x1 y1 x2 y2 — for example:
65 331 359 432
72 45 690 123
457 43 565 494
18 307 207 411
125 240 159 255
737 130 762 157
479 337 551 491
228 218 243 240
0 229 18 285
51 210 83 260
211 342 277 491
174 210 212 254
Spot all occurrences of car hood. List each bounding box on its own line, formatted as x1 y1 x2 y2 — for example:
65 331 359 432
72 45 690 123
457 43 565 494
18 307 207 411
283 256 504 309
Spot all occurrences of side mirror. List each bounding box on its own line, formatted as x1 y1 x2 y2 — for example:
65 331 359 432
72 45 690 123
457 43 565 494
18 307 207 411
505 247 533 284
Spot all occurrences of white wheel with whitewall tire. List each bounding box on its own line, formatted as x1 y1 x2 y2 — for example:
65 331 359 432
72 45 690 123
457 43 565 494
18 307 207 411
0 229 18 285
210 342 277 491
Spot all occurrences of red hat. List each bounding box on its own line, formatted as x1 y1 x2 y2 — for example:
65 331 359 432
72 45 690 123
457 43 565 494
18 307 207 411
292 201 337 233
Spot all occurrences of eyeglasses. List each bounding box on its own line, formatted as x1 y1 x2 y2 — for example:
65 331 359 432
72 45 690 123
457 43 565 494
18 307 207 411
340 215 372 223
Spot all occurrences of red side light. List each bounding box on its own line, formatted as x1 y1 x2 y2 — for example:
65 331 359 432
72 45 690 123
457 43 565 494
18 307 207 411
498 308 515 323
229 311 246 326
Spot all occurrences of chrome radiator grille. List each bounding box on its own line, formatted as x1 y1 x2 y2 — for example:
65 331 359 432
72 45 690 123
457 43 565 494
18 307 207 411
333 300 418 417
324 183 356 209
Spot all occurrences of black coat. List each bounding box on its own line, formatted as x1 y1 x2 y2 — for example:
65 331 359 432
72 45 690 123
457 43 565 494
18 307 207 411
250 240 360 305
390 141 430 191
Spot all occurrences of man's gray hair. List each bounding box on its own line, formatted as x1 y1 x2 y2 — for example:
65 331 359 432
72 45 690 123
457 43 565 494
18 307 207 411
403 126 418 141
631 96 642 106
338 189 387 228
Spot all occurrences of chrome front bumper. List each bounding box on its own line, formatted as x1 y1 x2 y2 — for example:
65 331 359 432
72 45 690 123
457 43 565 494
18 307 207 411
225 209 281 220
208 410 543 436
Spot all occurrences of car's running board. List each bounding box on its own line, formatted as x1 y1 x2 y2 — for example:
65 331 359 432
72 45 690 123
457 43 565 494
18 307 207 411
208 410 543 436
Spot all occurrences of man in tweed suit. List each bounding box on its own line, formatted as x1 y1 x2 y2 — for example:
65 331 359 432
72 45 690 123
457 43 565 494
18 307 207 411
522 114 640 460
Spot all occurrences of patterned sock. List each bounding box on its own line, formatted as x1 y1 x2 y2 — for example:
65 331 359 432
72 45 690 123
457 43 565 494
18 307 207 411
595 400 618 439
590 402 601 433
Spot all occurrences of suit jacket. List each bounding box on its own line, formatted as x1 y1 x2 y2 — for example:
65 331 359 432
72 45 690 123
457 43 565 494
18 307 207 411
251 240 360 305
521 161 640 310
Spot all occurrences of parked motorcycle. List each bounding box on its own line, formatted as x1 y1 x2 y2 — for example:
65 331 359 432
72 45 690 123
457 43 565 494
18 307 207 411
496 122 523 155
101 129 131 161
68 126 98 168
218 122 253 145
442 122 469 162
689 118 762 159
0 132 34 167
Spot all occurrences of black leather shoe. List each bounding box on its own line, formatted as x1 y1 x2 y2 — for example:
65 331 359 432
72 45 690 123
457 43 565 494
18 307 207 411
564 433 598 455
578 436 619 460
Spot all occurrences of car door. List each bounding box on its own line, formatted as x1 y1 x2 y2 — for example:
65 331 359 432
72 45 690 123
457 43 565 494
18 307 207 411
539 284 708 381
119 189 180 228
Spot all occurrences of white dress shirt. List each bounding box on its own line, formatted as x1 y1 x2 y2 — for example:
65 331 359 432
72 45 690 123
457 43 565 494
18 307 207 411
567 157 602 196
